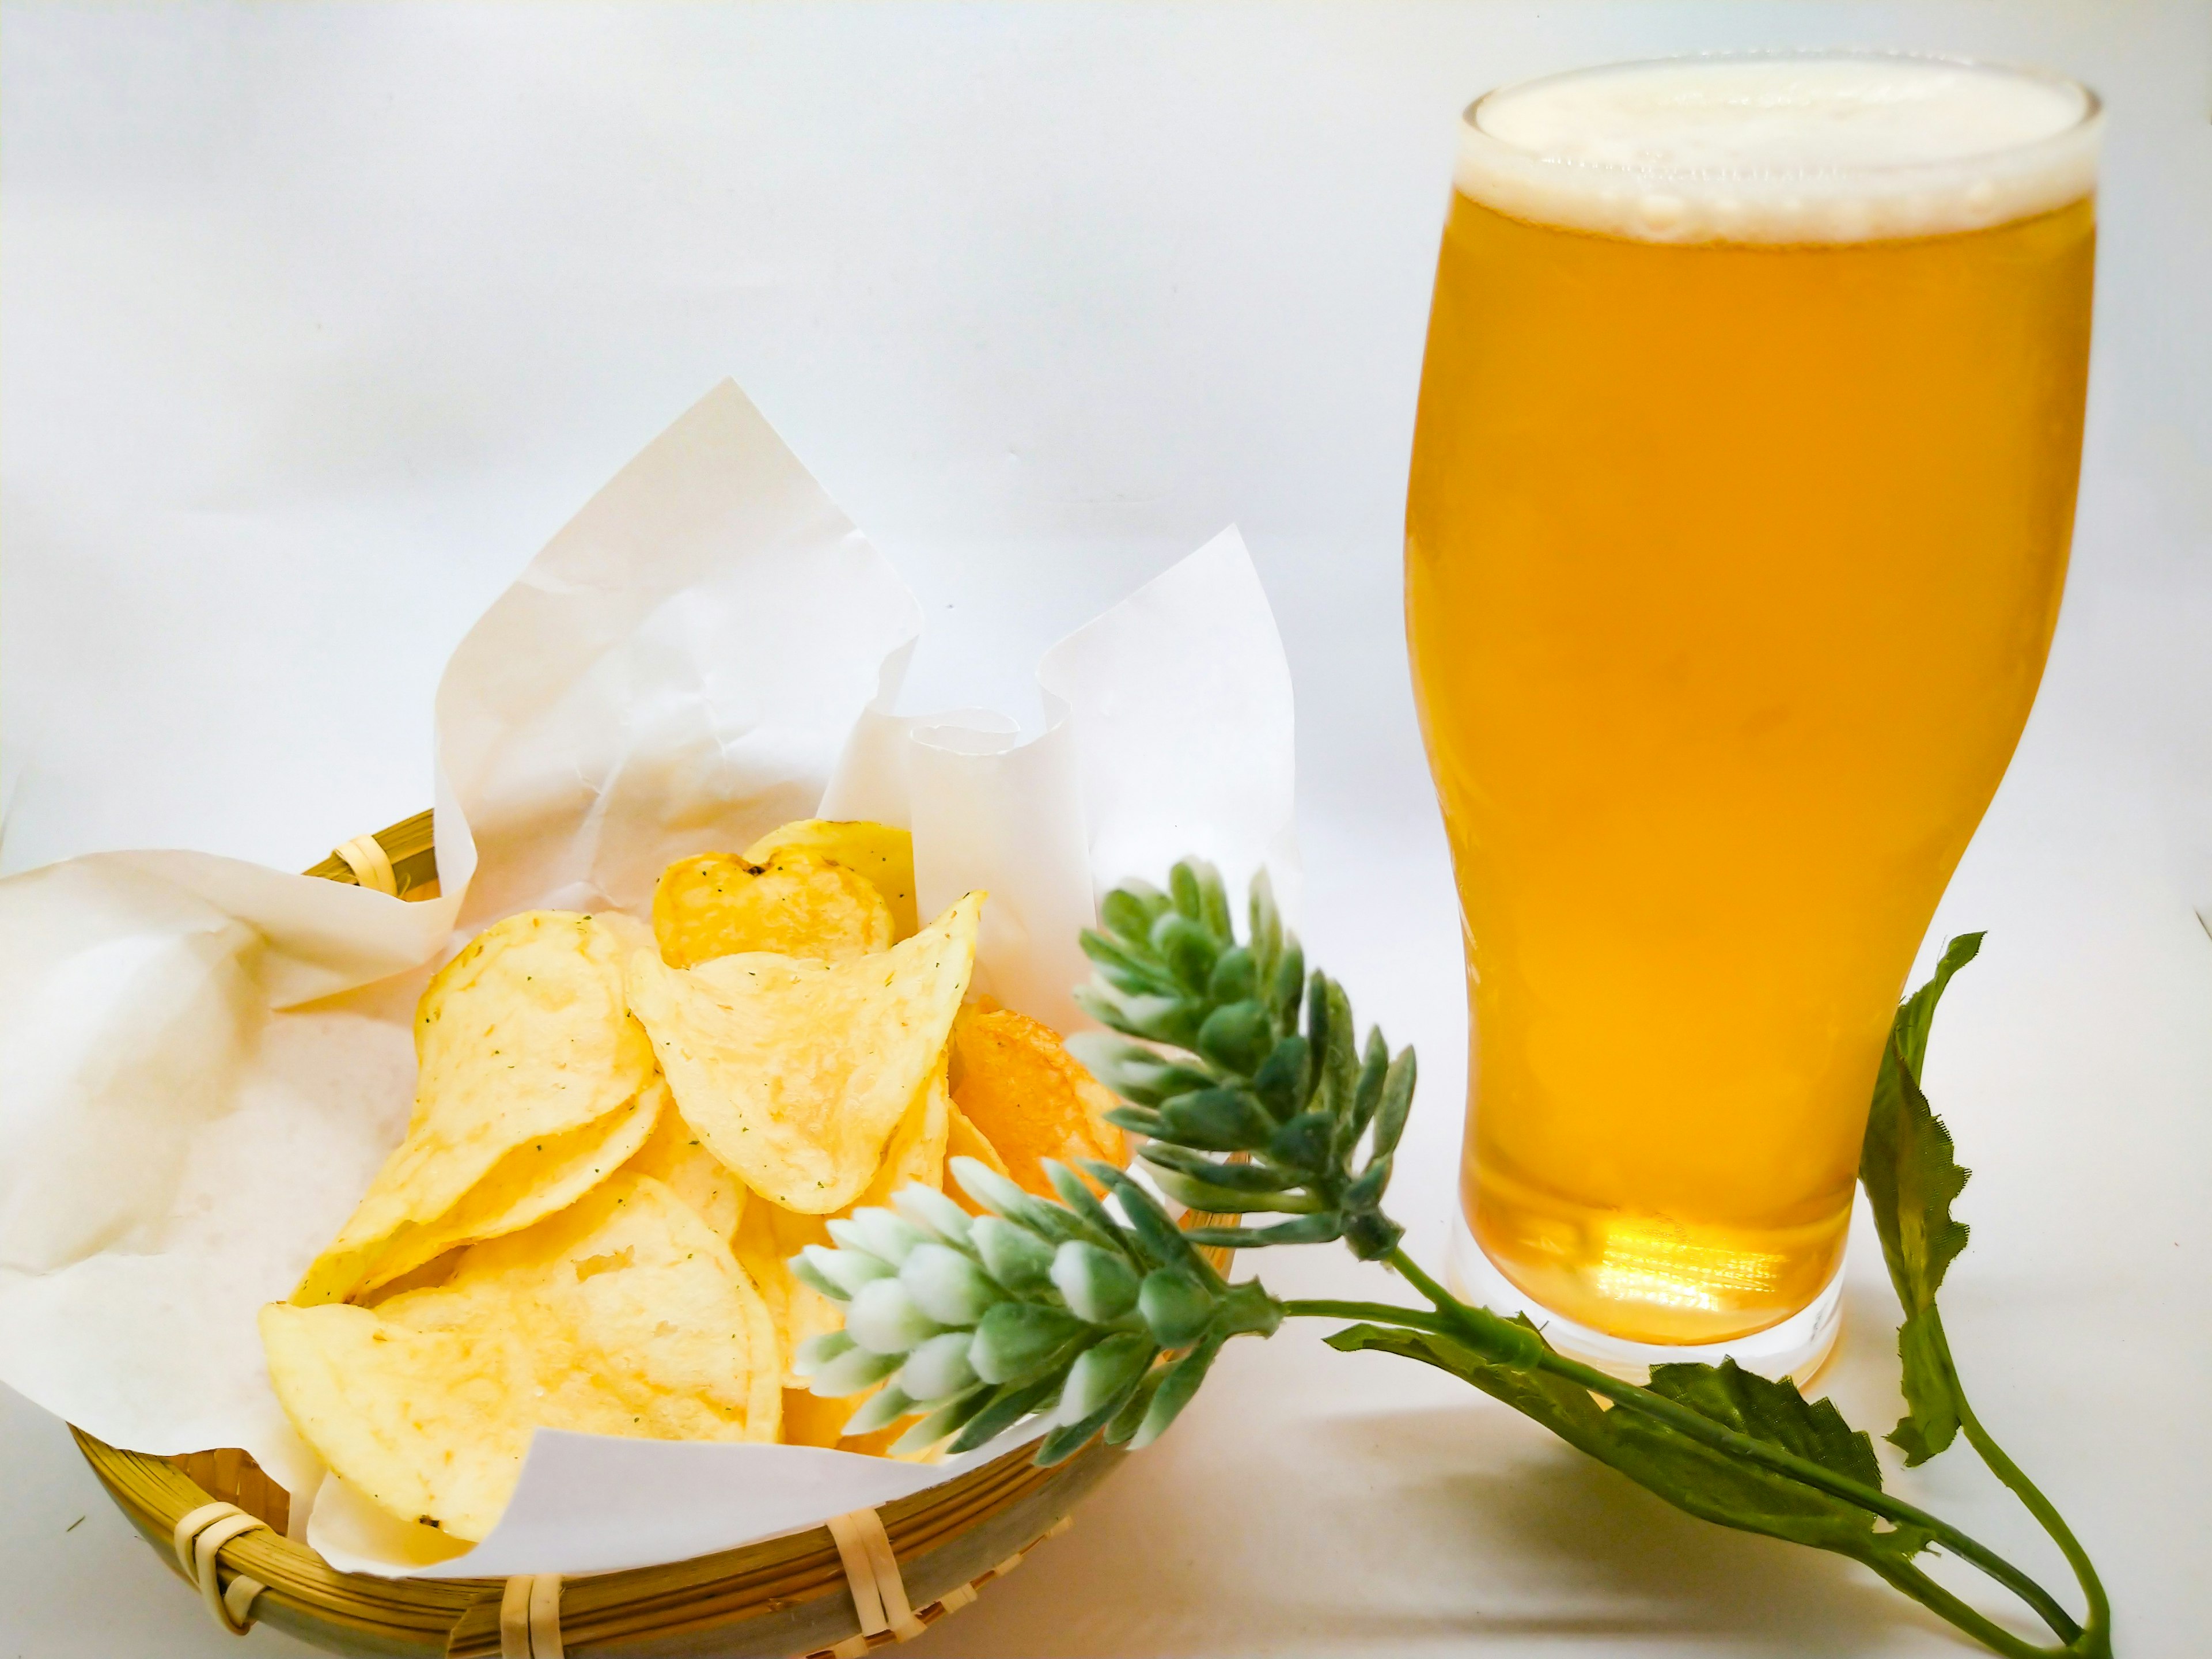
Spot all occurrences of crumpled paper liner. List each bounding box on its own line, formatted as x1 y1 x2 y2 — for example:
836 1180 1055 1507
0 382 1296 1577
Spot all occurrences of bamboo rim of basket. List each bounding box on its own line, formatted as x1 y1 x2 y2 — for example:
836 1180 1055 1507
73 806 1226 1656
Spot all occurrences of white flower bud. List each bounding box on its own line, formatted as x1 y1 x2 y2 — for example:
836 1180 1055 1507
846 1278 944 1355
810 1344 904 1397
792 1331 855 1378
802 1244 896 1300
900 1241 1003 1325
899 1330 979 1401
843 1385 916 1437
892 1184 975 1246
1052 1240 1141 1323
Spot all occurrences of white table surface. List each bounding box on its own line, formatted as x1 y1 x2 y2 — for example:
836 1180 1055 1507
4 3 2207 1656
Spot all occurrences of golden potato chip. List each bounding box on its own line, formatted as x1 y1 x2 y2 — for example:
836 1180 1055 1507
945 1100 1014 1215
853 1056 950 1212
262 1175 779 1541
653 849 891 969
296 911 656 1305
733 1200 842 1388
781 1386 929 1460
742 819 918 940
355 1079 666 1298
622 1092 748 1241
736 1060 948 1389
949 1004 1127 1196
626 892 983 1213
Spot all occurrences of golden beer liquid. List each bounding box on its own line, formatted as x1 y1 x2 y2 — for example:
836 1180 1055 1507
1406 192 2095 1344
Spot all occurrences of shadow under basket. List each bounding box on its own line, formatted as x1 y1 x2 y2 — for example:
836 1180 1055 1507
71 808 1188 1657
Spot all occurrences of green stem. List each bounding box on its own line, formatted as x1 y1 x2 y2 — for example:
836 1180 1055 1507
1283 1298 1456 1335
1863 1554 2075 1659
1382 1247 2084 1651
1924 1306 2111 1655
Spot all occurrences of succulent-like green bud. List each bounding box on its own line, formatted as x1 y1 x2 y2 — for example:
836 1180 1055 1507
1138 1267 1214 1346
900 1241 1003 1325
971 1214 1055 1292
792 1331 854 1377
970 1301 1086 1384
1130 1335 1223 1447
1051 1240 1140 1323
832 1210 926 1267
798 1243 894 1301
891 1387 991 1457
897 1330 979 1401
842 1385 916 1437
811 1344 904 1397
892 1184 975 1247
1056 1332 1157 1425
846 1278 944 1355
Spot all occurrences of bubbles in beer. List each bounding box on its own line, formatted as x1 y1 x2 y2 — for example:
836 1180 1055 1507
1457 54 2099 244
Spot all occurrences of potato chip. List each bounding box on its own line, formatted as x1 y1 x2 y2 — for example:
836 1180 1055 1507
853 1056 950 1212
626 892 983 1213
945 1100 1014 1214
653 849 891 969
355 1078 666 1298
742 819 919 940
262 1175 778 1541
622 1092 748 1241
296 911 656 1305
949 1004 1127 1196
736 1059 950 1391
781 1387 927 1459
733 1200 842 1388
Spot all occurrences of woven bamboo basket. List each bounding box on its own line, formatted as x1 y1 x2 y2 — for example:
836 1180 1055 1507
71 808 1185 1657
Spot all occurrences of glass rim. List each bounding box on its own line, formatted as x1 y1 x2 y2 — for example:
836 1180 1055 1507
1463 49 2103 184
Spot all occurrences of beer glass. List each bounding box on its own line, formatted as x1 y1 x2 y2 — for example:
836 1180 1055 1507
1405 54 2099 1377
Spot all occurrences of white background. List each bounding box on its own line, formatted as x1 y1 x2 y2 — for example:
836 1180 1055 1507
3 3 2207 1656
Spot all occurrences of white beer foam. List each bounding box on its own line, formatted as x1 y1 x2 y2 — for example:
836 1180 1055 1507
1457 55 2099 244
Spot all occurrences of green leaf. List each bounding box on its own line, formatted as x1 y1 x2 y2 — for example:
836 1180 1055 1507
1192 862 1235 945
1084 1161 1219 1285
1137 1267 1215 1346
1860 942 1978 1463
1267 1109 1336 1171
1138 1143 1301 1193
1152 912 1221 994
1159 1087 1277 1151
1104 1367 1165 1445
1368 1048 1418 1161
969 1302 1088 1384
1890 1308 1963 1467
1268 940 1305 1035
1893 933 1983 1081
1100 882 1170 947
1128 1334 1225 1449
1317 979 1358 1118
1184 1214 1341 1248
1247 871 1283 994
1325 1325 1933 1569
1341 1029 1389 1152
1044 1160 1140 1260
1078 929 1182 998
1250 1035 1310 1120
1864 1032 1974 1315
1196 999 1273 1076
951 1375 1062 1455
1073 985 1203 1050
1646 1360 1884 1491
1207 946 1258 1006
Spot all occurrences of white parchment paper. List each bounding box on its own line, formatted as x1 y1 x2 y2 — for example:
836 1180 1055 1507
0 382 1296 1578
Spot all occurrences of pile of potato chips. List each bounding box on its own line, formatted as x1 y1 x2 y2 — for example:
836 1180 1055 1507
260 820 1125 1543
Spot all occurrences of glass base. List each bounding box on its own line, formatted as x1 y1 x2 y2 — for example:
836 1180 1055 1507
1445 1213 1845 1388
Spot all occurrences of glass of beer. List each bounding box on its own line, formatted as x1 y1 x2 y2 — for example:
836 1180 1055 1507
1406 54 2099 1378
